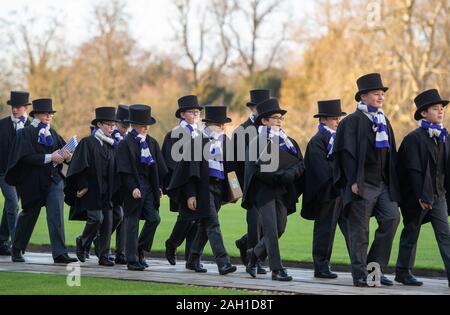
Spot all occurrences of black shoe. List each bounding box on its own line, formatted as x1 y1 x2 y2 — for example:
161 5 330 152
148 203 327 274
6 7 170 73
54 254 78 264
0 244 11 256
114 254 127 265
11 247 25 263
353 277 369 287
272 269 293 282
138 250 149 268
127 262 145 271
235 239 249 266
75 237 86 263
186 262 208 273
99 256 115 267
257 262 267 275
315 270 338 279
165 243 176 266
219 263 237 276
108 255 115 262
380 275 394 286
395 272 423 286
245 249 258 278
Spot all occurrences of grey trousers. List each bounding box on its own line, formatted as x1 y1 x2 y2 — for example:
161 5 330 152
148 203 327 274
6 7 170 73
0 174 19 246
346 182 400 280
79 208 113 259
396 197 450 276
237 205 262 252
13 181 68 259
166 215 198 261
111 203 125 255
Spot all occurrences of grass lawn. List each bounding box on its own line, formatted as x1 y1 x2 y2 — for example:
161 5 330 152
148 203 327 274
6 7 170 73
0 196 448 271
0 272 258 295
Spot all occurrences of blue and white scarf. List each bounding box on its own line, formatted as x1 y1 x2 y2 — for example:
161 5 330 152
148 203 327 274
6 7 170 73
249 113 257 124
318 124 336 158
179 118 201 139
358 102 390 149
130 129 155 166
11 114 27 132
258 126 298 156
112 127 125 143
31 118 53 147
92 127 118 147
420 119 448 143
203 127 225 180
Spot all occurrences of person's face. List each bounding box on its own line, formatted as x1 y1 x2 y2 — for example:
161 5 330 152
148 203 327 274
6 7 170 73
116 122 130 134
181 109 201 125
361 90 385 108
34 113 53 125
97 121 115 137
249 105 258 116
321 117 341 131
12 106 27 118
262 113 284 129
133 124 149 135
422 104 445 124
207 123 226 133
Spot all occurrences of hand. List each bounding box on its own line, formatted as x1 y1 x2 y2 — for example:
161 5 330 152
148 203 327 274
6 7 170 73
159 188 163 198
132 188 142 200
61 149 72 162
51 151 64 164
77 188 88 198
352 183 359 195
419 199 432 211
187 197 197 211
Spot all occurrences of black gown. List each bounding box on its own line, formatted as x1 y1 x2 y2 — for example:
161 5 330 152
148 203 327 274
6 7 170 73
0 117 31 174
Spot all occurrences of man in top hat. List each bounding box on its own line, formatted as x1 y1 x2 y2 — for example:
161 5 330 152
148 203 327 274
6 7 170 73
234 89 270 273
243 98 305 281
5 98 77 264
301 99 349 279
116 105 168 271
168 105 237 276
395 89 450 287
0 91 32 256
162 95 203 266
332 73 401 287
65 107 119 267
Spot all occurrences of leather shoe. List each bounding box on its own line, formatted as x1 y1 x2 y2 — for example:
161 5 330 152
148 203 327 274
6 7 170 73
99 256 115 267
54 254 78 264
138 250 149 268
235 239 249 266
353 277 369 287
257 262 267 275
11 247 25 263
219 263 237 276
76 237 86 263
0 244 11 256
186 262 207 273
272 269 293 282
315 270 338 279
395 272 423 286
165 244 176 266
114 254 127 265
380 275 394 286
128 262 145 271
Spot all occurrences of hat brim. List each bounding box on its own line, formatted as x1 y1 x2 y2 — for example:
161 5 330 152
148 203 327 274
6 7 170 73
414 101 449 121
7 101 32 107
255 109 287 125
125 117 157 126
355 87 389 102
29 111 57 118
246 102 258 108
176 106 203 119
202 118 232 124
314 112 347 118
91 119 120 126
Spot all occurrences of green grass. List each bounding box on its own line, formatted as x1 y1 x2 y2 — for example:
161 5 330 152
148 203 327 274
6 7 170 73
0 196 448 271
0 272 258 295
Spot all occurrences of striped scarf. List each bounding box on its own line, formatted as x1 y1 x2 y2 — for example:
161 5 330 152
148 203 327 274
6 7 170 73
203 127 225 180
92 128 118 147
112 128 125 143
318 124 336 158
11 114 27 132
258 126 298 156
358 102 390 149
179 119 201 139
130 129 155 166
420 119 448 143
31 118 53 147
249 113 257 124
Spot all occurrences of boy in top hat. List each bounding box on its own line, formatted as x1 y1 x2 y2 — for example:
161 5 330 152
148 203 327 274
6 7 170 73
0 91 31 256
234 89 270 274
162 95 203 266
168 105 237 275
333 73 401 287
395 89 450 287
116 105 168 271
301 100 349 279
243 98 305 282
5 98 77 264
65 107 119 266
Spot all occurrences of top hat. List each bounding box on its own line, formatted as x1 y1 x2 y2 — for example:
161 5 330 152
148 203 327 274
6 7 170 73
355 73 389 102
7 91 31 107
202 105 232 124
29 98 56 117
414 89 449 121
92 107 118 126
247 89 271 107
314 99 347 118
255 98 287 125
176 95 203 118
116 105 130 123
126 104 156 126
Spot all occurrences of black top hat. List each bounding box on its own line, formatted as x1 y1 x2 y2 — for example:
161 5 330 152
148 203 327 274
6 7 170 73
247 89 271 107
414 89 449 121
314 99 347 118
116 105 130 123
92 107 118 126
255 98 287 125
127 104 156 126
355 73 389 102
202 105 232 124
176 95 203 118
29 98 56 117
7 91 31 107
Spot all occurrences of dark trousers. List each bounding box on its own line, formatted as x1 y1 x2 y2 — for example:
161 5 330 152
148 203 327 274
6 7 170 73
397 197 450 277
347 182 400 280
79 208 113 259
166 214 198 261
13 181 68 259
125 186 160 263
253 198 288 272
237 206 262 252
110 203 125 255
0 174 19 246
188 183 230 268
313 197 349 273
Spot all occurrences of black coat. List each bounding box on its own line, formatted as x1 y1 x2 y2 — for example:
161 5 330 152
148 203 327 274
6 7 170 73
332 110 401 210
116 134 168 217
232 117 255 189
301 131 339 220
242 135 305 216
0 116 30 174
5 124 66 210
64 136 117 221
397 128 450 224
